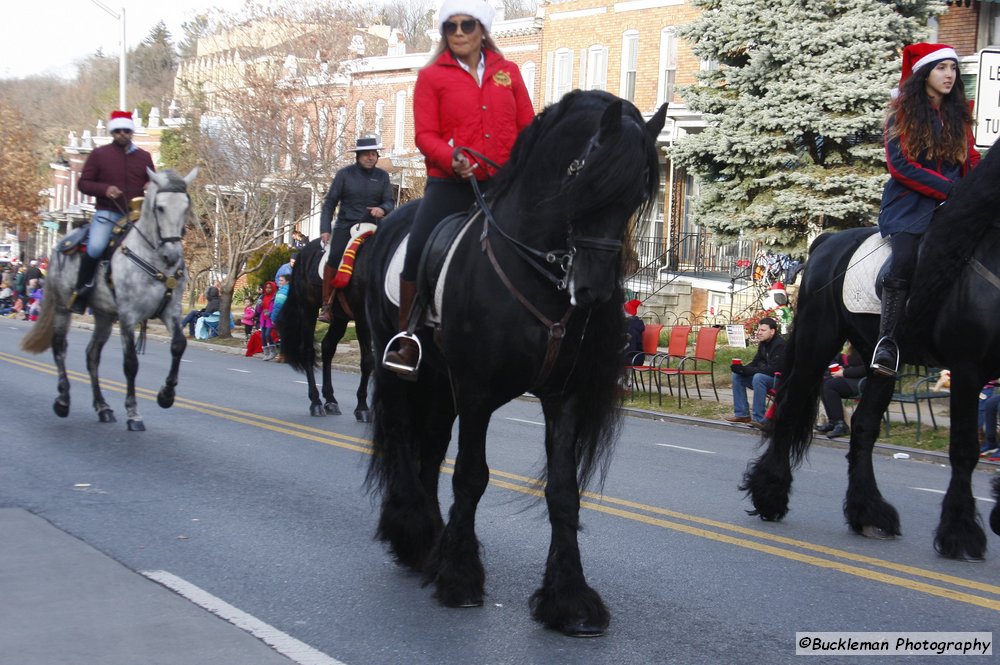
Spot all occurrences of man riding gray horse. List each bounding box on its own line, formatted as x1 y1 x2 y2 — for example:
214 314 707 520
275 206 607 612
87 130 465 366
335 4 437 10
71 109 155 313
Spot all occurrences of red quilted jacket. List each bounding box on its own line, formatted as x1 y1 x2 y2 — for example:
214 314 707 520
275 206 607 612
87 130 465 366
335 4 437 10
414 48 535 180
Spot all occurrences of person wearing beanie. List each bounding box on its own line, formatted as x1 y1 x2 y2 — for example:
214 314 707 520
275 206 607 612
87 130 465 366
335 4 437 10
623 299 646 365
383 0 535 377
872 43 980 376
317 135 394 322
73 110 155 314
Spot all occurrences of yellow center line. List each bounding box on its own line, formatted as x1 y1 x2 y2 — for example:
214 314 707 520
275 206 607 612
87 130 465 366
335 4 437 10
4 350 999 611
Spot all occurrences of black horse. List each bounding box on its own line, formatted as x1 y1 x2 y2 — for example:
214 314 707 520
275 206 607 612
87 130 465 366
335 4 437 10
277 237 374 421
742 143 1000 560
364 90 665 636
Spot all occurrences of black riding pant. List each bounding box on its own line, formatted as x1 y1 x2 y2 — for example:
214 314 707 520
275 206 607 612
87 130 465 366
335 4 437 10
887 231 921 285
327 225 353 269
401 178 489 281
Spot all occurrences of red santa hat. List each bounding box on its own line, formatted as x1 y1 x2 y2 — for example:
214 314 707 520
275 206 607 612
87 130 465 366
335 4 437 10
769 281 785 292
437 0 495 33
107 110 135 133
898 43 958 91
624 299 641 316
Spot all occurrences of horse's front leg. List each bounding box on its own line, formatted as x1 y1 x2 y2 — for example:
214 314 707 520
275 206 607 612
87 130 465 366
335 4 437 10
320 321 341 415
935 370 987 560
429 400 489 608
86 312 117 423
353 317 372 423
156 314 187 410
844 373 900 538
119 322 144 431
51 308 73 418
531 395 609 637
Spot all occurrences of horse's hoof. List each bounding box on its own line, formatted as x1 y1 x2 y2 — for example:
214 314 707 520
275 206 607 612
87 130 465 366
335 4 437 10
53 401 69 418
157 389 175 409
560 622 606 638
98 410 116 423
355 409 372 423
127 420 145 432
324 402 341 416
861 525 896 540
310 404 326 417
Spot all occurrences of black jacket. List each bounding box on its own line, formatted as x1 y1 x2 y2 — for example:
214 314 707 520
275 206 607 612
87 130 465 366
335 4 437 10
742 334 786 377
320 162 394 233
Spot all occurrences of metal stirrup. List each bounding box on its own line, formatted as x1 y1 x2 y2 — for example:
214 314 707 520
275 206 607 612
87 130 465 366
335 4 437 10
382 332 422 373
870 335 900 376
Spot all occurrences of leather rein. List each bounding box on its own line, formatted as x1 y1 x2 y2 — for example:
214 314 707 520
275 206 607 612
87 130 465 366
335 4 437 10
460 137 620 388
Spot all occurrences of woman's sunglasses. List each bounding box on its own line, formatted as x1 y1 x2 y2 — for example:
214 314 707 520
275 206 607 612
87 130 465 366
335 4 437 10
442 19 479 36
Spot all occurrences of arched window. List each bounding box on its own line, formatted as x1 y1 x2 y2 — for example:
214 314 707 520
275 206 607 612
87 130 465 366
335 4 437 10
657 28 677 106
619 30 639 102
394 90 407 152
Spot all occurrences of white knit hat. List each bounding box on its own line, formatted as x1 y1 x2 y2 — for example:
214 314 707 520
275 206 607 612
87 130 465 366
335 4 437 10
437 0 495 33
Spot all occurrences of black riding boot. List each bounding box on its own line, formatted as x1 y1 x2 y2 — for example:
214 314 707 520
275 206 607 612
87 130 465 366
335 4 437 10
383 279 420 377
69 254 99 314
871 278 909 377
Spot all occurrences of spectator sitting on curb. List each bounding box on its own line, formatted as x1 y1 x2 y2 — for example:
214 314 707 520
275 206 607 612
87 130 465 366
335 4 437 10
724 317 786 429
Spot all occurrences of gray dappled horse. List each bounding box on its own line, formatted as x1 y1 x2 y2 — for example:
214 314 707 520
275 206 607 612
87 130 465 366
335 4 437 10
21 168 197 431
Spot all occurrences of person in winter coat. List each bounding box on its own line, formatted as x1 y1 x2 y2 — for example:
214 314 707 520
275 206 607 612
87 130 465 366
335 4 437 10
815 345 866 439
725 317 787 428
623 299 646 366
257 281 278 360
872 43 979 377
383 0 535 377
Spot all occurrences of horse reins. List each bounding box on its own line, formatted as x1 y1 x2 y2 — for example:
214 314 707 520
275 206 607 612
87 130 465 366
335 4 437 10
460 136 618 388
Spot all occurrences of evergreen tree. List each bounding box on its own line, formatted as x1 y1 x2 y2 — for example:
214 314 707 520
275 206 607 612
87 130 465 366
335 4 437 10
129 21 178 111
671 0 939 250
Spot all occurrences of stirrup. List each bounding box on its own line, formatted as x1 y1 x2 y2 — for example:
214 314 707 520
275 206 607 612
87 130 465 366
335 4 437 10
382 332 422 375
870 336 899 377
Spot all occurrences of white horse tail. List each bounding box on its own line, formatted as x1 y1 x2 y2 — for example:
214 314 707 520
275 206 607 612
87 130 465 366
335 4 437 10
20 297 55 354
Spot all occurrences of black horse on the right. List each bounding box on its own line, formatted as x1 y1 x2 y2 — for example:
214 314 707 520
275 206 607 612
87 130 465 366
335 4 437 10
743 144 1000 560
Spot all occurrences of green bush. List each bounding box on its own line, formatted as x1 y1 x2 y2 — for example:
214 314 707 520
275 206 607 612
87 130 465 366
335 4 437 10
246 245 293 291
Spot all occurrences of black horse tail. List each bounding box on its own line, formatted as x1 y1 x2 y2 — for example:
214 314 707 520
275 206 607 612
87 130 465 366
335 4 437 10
772 323 825 468
278 239 323 373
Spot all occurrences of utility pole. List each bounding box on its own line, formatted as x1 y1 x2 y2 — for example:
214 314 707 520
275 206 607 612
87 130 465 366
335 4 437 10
90 0 126 110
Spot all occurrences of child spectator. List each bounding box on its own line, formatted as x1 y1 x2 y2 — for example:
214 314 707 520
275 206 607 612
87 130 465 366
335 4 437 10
258 280 277 361
240 298 256 339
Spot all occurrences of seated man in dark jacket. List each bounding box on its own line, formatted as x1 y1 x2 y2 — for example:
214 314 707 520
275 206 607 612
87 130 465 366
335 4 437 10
725 317 786 428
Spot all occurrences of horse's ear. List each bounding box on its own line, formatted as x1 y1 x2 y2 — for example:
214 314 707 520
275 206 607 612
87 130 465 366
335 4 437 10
646 103 668 139
148 168 167 188
599 100 623 137
183 166 199 185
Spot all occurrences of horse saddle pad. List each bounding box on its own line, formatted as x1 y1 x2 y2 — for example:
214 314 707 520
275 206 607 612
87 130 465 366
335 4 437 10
381 209 480 323
316 222 378 281
842 232 890 314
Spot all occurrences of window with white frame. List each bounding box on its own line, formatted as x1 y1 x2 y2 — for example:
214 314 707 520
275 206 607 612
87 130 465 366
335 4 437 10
620 30 639 102
394 90 407 152
374 99 385 142
355 100 365 137
301 117 312 161
657 28 677 106
336 107 346 157
285 117 295 169
585 46 608 91
552 48 573 102
521 62 536 103
318 107 330 156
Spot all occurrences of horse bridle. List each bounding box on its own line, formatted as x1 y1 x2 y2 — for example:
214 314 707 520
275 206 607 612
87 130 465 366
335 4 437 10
110 183 189 317
462 133 623 387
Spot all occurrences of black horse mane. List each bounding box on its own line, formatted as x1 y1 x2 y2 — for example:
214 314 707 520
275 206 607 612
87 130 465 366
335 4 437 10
490 90 659 224
906 145 1000 334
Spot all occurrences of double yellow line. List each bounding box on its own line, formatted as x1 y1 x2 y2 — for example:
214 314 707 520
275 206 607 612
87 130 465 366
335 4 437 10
4 350 1000 613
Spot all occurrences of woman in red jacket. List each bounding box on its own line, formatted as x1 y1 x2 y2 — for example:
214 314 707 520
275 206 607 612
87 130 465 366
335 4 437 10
383 0 535 375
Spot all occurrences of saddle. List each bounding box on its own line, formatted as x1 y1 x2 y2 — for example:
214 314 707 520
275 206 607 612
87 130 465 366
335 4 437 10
841 231 891 314
57 199 142 260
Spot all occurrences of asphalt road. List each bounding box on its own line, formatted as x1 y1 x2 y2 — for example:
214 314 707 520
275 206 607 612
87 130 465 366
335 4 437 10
1 317 998 664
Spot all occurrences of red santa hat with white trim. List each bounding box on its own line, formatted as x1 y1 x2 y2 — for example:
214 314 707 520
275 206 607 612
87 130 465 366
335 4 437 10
437 0 495 33
893 43 958 97
107 110 135 132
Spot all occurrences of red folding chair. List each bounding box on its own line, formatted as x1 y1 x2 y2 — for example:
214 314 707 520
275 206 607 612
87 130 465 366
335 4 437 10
626 323 664 403
652 325 691 405
676 326 722 407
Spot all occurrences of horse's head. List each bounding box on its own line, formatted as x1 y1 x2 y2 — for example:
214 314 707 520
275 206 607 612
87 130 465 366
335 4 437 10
493 91 664 309
141 167 198 268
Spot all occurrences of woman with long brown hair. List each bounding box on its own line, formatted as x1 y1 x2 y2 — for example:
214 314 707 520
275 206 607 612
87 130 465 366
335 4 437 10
871 43 980 376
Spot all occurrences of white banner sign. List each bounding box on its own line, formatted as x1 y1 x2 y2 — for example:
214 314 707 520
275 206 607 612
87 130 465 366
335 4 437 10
974 48 1000 150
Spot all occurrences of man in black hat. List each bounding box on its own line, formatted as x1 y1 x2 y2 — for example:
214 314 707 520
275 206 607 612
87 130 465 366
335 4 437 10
318 135 395 321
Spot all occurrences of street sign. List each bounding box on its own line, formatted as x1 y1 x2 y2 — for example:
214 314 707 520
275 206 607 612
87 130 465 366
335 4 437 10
42 220 59 230
974 48 1000 150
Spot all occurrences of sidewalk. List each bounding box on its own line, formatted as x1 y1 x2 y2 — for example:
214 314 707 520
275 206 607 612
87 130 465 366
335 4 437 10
0 509 325 665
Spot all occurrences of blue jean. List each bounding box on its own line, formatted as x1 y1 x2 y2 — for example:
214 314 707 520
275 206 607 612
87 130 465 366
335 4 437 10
980 392 1000 443
732 371 775 422
181 309 203 336
87 210 126 259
